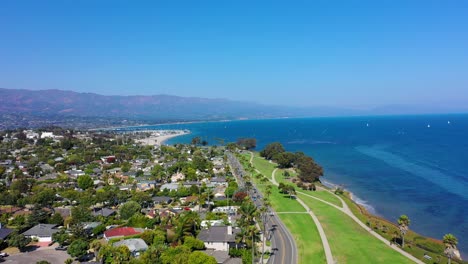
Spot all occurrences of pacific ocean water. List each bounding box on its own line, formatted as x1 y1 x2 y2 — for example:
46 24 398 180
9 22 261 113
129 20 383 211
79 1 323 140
120 114 468 257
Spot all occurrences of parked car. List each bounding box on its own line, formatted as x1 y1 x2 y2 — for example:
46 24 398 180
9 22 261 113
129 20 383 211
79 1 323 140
0 253 8 257
55 245 68 251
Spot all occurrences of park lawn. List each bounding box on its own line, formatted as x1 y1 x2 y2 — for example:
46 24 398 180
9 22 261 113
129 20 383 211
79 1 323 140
252 177 305 213
298 194 414 264
274 169 343 208
297 189 343 208
278 213 326 264
251 153 276 179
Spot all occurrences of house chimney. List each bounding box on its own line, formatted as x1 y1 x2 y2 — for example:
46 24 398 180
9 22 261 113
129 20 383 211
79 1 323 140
227 225 232 235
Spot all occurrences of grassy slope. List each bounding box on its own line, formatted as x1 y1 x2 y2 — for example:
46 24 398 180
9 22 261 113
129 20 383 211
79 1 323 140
279 213 326 263
247 152 467 264
239 153 325 263
298 193 414 264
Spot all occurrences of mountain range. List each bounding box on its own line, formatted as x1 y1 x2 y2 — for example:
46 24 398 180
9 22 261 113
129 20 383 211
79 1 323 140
0 88 353 122
1 88 466 129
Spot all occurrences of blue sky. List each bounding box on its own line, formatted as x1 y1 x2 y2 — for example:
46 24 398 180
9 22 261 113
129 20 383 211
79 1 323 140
1 1 467 109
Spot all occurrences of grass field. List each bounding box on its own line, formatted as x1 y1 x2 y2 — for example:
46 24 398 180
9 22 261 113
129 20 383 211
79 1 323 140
298 193 414 264
278 213 326 264
239 152 325 263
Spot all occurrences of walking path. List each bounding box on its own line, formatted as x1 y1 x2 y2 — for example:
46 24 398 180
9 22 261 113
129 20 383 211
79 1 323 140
297 190 424 264
264 153 425 264
250 153 335 264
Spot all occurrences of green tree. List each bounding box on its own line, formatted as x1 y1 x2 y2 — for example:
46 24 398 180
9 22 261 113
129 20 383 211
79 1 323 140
67 239 89 258
183 236 205 250
71 205 93 224
36 261 50 264
397 215 410 248
33 188 56 207
236 138 257 150
188 251 217 264
160 245 191 264
119 201 142 220
52 229 70 246
27 208 49 227
77 174 93 190
8 233 31 251
49 213 64 226
443 234 458 264
191 137 201 146
260 142 285 160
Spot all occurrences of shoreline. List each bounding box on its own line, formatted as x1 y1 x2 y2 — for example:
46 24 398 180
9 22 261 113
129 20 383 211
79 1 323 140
134 130 191 146
321 179 377 215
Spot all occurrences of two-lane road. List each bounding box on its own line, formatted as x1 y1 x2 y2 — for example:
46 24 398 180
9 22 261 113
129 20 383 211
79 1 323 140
226 151 297 264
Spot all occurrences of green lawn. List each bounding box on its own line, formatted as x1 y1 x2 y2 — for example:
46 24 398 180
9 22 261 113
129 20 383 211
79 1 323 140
238 152 325 263
298 193 414 264
278 213 326 264
297 189 343 208
251 153 276 179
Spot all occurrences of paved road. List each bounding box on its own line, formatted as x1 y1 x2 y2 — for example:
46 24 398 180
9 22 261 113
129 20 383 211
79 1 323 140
2 248 71 264
227 151 297 264
268 153 424 264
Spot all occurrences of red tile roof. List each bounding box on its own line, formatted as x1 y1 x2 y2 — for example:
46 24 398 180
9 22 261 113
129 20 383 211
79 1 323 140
104 227 141 238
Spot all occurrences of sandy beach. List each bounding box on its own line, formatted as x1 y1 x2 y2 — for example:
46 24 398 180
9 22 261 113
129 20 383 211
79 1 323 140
135 130 190 146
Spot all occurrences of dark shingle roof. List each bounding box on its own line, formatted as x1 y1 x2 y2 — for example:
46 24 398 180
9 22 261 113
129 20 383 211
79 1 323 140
0 227 13 240
198 226 239 243
22 224 58 237
152 196 172 203
92 208 116 217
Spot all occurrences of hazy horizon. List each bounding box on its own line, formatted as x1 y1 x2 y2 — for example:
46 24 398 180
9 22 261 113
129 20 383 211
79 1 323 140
1 1 468 110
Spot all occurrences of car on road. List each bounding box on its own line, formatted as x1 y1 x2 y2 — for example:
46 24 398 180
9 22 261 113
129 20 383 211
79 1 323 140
0 253 8 257
55 245 68 251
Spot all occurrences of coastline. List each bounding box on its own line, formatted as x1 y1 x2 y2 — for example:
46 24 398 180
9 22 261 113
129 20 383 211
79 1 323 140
134 130 190 146
321 179 377 215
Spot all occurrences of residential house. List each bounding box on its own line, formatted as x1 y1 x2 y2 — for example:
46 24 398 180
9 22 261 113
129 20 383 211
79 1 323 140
54 206 72 219
170 172 185 182
113 238 148 256
137 180 155 191
202 249 242 264
211 177 228 186
212 206 238 215
104 227 143 241
82 222 101 234
22 224 59 243
152 196 172 205
92 208 116 217
65 169 85 178
198 226 240 251
160 183 179 192
0 224 13 240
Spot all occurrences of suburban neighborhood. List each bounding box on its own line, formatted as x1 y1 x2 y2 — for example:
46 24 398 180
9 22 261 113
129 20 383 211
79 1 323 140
0 129 263 264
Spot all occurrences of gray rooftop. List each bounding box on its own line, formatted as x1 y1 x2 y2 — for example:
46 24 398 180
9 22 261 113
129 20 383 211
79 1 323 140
0 227 13 240
23 224 58 237
198 226 239 243
113 238 148 252
92 208 116 217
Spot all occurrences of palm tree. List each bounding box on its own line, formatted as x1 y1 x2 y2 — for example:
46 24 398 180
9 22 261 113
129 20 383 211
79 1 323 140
398 215 410 248
443 234 458 264
265 184 272 198
238 201 257 227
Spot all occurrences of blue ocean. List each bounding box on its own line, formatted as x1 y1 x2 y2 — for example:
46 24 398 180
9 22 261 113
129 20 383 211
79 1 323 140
123 114 468 256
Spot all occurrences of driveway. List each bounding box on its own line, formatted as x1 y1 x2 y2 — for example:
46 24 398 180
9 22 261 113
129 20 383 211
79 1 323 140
2 248 71 264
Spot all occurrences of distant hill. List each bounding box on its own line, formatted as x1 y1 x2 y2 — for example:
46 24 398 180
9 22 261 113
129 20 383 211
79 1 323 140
0 88 356 123
3 88 462 130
